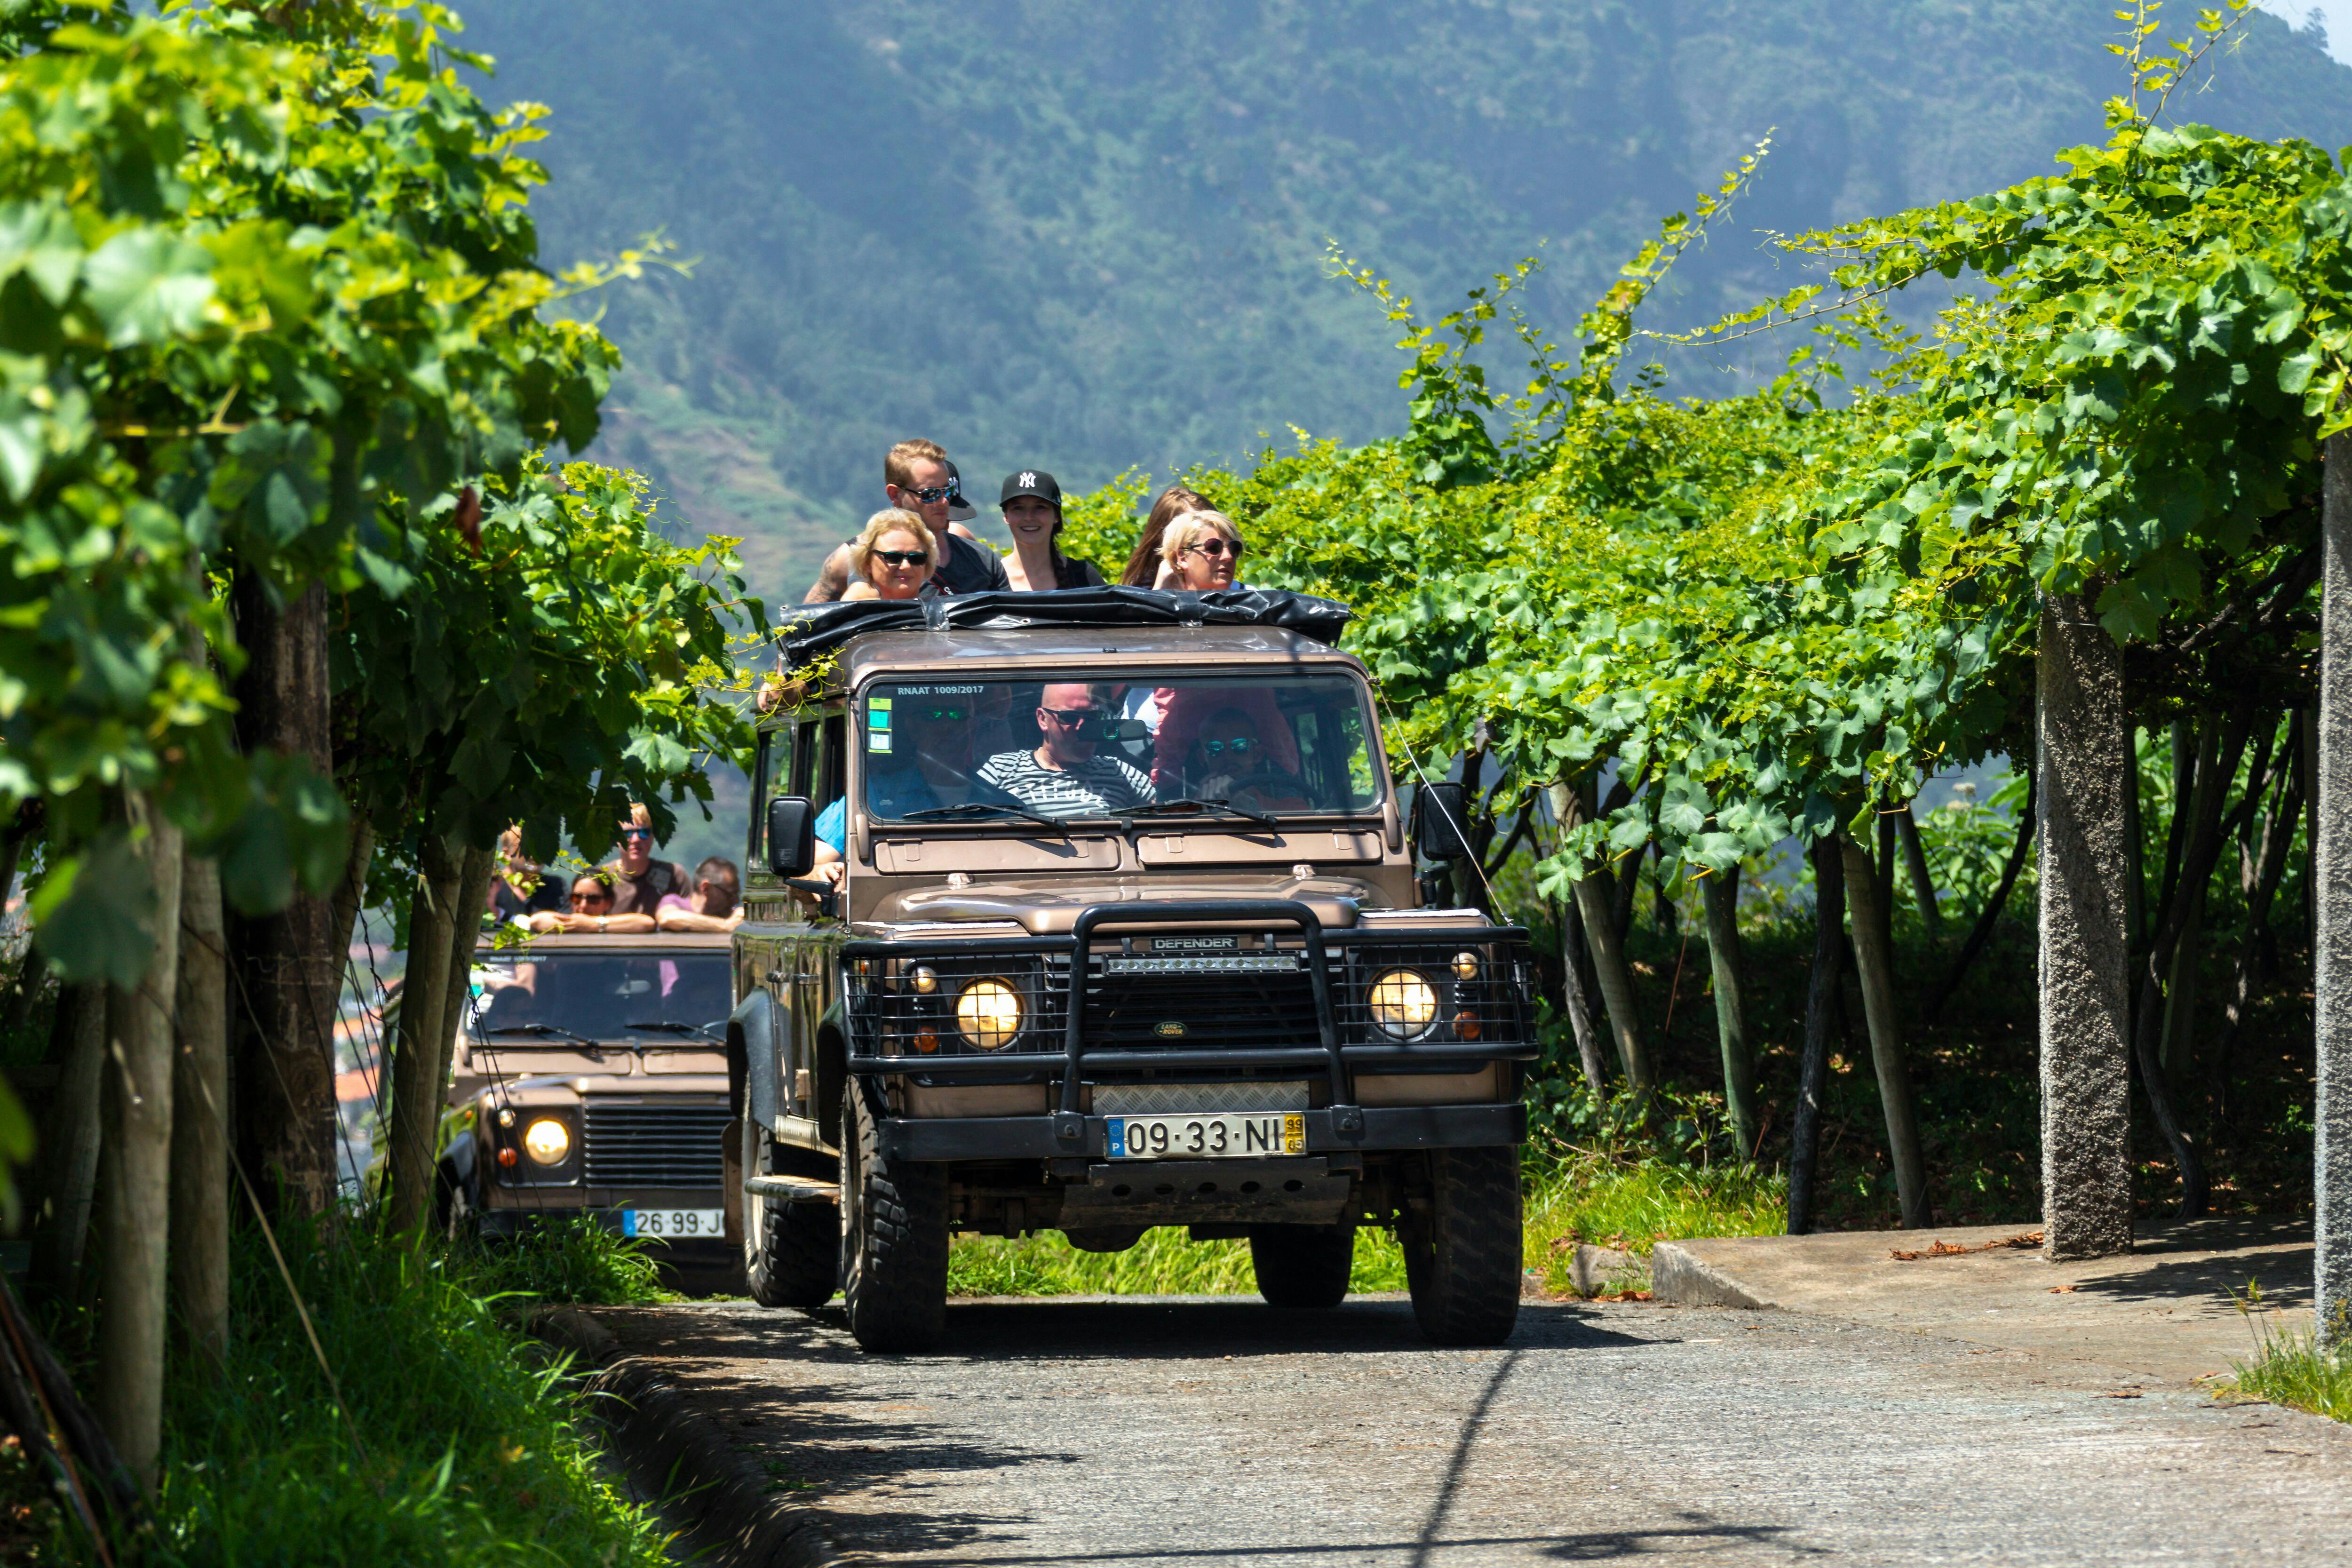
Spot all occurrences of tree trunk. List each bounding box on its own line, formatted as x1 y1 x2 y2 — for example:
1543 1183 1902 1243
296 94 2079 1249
1559 779 1649 1091
95 793 182 1490
2217 756 2302 1101
170 849 230 1369
2123 724 2145 953
2132 705 2249 1219
2036 591 2134 1261
30 984 105 1298
1572 873 1649 1092
1786 840 1845 1235
229 575 340 1218
1875 808 1897 952
1700 864 1756 1160
2159 720 2223 1082
1927 763 2037 1023
386 834 461 1239
1838 835 1930 1229
1543 783 1611 1094
2317 430 2352 1342
1895 802 1941 937
330 818 378 970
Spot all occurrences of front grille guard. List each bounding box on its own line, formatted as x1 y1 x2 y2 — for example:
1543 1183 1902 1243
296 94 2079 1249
840 900 1537 1118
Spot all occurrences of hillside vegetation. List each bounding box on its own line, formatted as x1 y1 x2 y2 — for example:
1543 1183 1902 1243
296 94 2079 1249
463 0 2352 598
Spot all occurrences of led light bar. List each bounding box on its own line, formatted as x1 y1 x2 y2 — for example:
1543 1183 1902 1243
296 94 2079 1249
1101 955 1303 976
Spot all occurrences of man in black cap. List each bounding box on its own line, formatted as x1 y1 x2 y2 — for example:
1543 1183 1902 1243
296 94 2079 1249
999 469 1106 591
803 441 1011 601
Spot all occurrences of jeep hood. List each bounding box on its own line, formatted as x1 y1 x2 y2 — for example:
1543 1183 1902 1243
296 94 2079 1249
865 869 1394 935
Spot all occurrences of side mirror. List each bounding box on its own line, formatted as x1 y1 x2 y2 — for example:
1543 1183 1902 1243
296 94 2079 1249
765 796 816 878
1410 781 1472 861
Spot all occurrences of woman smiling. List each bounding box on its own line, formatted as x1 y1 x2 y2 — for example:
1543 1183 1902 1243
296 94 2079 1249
847 508 940 600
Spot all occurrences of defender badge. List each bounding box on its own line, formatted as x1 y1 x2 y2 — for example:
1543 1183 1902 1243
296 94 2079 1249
1153 1021 1187 1039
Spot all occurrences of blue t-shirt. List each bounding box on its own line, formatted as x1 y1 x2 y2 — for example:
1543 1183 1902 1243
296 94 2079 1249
813 767 946 852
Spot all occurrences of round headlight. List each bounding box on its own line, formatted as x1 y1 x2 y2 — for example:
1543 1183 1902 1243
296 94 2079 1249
1367 970 1438 1038
955 979 1023 1051
909 964 939 995
522 1117 571 1165
1452 950 1481 981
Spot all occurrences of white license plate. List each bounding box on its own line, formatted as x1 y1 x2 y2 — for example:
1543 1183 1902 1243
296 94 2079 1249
622 1208 723 1239
1105 1112 1305 1161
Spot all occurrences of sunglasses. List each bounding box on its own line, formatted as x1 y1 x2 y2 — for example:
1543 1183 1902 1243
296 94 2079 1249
918 705 969 723
572 890 612 906
1183 537 1243 559
899 484 957 504
619 827 653 842
1202 736 1257 757
877 549 929 567
1041 708 1106 730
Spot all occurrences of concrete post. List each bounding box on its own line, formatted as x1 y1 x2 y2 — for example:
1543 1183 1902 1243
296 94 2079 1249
2037 591 2133 1261
2315 431 2352 1340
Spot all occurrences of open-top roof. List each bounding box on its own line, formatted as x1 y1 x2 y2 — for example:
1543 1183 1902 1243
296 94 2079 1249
773 586 1351 670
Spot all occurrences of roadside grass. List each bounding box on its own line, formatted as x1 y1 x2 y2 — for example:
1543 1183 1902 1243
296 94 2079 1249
945 1138 1786 1300
2222 1288 2352 1424
8 1218 677 1566
453 1213 673 1307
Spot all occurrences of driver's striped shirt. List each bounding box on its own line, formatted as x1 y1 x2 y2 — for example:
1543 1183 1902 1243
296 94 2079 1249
977 750 1155 818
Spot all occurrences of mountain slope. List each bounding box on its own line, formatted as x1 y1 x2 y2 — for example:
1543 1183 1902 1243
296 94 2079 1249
459 0 2352 599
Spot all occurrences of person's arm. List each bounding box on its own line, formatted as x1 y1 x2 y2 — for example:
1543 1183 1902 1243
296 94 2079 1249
803 542 856 603
657 906 745 932
573 911 655 933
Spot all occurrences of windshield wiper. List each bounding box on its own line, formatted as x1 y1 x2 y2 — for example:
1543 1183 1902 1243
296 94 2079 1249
1120 796 1276 827
625 1020 726 1044
482 1023 606 1059
900 801 1062 830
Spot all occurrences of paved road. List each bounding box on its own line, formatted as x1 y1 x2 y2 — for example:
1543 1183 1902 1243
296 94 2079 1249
595 1294 2352 1566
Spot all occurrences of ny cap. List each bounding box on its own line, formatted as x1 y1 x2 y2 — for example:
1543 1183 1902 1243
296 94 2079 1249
1000 469 1062 508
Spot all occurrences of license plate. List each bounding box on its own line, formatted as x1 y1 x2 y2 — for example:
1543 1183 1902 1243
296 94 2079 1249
1105 1112 1306 1160
621 1208 723 1239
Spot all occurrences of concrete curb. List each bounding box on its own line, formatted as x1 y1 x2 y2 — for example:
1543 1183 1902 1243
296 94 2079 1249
532 1306 848 1568
1650 1242 1779 1310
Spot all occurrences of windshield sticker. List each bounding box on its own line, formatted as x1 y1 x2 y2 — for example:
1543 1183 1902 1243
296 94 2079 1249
868 731 892 752
892 684 980 696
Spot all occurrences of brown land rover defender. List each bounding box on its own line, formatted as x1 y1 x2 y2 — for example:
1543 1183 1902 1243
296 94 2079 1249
727 589 1533 1351
443 931 735 1254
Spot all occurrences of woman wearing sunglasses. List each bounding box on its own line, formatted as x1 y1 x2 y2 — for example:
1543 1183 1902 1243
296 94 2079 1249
844 508 941 600
1158 509 1245 592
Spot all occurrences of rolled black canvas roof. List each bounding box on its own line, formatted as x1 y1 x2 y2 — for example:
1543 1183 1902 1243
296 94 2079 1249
774 586 1352 668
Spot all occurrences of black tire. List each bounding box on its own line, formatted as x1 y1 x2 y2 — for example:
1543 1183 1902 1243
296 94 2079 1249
1400 1147 1522 1346
1249 1222 1355 1309
839 1078 950 1352
743 1123 838 1311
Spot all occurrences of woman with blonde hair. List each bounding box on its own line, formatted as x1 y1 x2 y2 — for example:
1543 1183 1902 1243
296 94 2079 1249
1121 485 1209 587
1159 509 1245 592
847 508 940 600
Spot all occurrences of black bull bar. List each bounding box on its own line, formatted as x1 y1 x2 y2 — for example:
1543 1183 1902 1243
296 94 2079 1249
841 899 1535 1160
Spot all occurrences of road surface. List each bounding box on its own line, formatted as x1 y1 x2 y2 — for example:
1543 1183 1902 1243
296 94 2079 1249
589 1291 2352 1565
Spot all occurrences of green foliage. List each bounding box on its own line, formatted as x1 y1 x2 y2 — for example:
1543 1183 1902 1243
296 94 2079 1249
130 1218 673 1566
946 1223 1405 1298
0 0 663 980
2226 1290 2352 1423
454 1214 669 1307
337 457 764 863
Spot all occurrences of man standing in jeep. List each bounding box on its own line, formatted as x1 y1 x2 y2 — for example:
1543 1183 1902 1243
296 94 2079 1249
604 808 691 915
803 441 1009 601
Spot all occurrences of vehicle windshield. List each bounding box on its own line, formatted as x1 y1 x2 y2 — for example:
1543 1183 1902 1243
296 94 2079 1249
858 673 1383 823
465 949 733 1044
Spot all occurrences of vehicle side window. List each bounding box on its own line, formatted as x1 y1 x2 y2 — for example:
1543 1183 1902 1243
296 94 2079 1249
810 712 846 812
790 719 817 796
746 728 777 868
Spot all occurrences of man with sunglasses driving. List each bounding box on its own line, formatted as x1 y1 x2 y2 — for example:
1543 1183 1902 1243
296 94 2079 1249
803 440 1010 601
977 683 1155 819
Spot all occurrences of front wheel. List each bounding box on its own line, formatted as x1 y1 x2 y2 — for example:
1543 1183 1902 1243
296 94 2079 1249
1249 1222 1354 1309
743 1123 838 1311
1399 1147 1522 1346
839 1079 950 1352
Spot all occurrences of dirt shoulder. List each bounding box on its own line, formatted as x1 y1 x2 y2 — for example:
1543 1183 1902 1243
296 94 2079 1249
1653 1214 2310 1385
